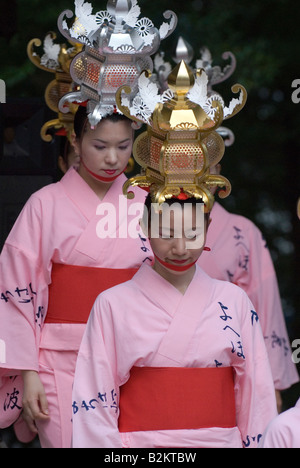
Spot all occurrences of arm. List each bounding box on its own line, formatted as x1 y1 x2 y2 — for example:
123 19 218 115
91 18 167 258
0 195 50 372
21 371 49 434
235 223 299 399
0 196 50 426
72 296 123 448
234 294 278 448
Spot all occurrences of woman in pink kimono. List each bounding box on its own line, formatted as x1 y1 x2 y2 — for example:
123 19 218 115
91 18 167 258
0 107 152 448
258 397 300 448
72 196 277 448
198 165 299 411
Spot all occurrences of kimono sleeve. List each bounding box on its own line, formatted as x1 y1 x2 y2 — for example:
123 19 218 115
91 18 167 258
0 195 50 374
0 196 50 426
72 295 123 448
237 223 299 390
233 291 278 448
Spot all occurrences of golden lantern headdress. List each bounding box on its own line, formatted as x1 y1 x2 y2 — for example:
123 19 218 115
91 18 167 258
57 0 177 127
116 60 247 211
154 37 238 147
27 32 82 142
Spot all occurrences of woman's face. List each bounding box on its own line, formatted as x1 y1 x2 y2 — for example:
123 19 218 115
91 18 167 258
147 203 208 279
75 118 133 183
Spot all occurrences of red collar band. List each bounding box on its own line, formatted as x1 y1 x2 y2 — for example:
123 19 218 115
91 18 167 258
81 159 125 182
154 254 197 272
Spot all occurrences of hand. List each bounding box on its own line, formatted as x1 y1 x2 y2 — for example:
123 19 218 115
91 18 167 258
21 370 49 433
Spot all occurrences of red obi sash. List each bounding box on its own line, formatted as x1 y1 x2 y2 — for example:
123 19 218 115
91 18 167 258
118 366 236 432
46 263 138 324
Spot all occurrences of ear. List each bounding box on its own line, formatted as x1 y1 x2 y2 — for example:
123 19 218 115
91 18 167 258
71 133 80 157
215 163 222 175
58 155 68 174
131 121 142 131
210 163 222 176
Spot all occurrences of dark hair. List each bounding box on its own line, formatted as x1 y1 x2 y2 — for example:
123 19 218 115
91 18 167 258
59 136 72 164
73 105 131 140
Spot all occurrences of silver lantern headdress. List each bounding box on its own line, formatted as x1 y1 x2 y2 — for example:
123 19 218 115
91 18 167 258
57 0 177 127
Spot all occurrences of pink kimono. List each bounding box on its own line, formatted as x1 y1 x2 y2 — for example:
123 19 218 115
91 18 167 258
259 398 300 448
198 202 299 390
72 263 277 448
0 168 152 448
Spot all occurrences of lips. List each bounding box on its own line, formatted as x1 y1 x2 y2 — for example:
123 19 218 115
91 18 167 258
103 170 118 175
168 259 190 265
154 254 197 272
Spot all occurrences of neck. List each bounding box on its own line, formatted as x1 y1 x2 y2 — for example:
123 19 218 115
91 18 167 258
78 163 114 200
152 259 196 295
80 159 125 182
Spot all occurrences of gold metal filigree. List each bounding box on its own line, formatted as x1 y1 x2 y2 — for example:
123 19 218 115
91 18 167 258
27 33 82 141
119 61 240 211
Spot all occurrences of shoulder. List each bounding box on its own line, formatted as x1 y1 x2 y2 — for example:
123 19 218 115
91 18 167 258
197 266 253 304
262 407 300 447
214 203 260 234
5 180 61 237
93 278 137 310
13 180 64 221
212 204 266 252
29 169 82 204
29 179 65 204
90 278 140 329
212 277 259 329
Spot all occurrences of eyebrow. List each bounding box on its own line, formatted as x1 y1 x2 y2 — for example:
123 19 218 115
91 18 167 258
160 226 199 232
92 138 131 144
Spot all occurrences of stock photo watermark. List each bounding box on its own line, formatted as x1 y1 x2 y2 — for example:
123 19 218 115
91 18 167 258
291 79 300 104
95 197 206 249
292 339 300 364
0 79 6 103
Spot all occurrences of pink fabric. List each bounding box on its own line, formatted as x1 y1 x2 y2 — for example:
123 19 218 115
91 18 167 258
13 416 36 444
0 168 152 446
259 398 300 448
72 263 277 448
198 203 299 390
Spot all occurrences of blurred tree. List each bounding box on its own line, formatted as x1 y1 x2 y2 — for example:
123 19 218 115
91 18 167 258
0 0 17 40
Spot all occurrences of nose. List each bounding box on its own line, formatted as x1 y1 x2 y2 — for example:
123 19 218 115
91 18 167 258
171 237 188 256
105 148 118 165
